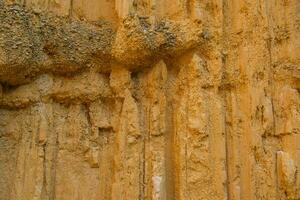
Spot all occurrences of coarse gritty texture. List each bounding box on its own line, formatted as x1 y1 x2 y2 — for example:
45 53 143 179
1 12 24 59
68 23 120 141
0 0 299 200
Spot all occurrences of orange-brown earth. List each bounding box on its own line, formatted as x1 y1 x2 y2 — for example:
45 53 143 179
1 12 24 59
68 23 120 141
0 0 299 199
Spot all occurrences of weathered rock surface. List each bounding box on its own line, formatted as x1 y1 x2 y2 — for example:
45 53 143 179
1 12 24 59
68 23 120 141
0 0 299 199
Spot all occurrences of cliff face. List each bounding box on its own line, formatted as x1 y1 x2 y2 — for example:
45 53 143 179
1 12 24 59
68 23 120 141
0 0 299 200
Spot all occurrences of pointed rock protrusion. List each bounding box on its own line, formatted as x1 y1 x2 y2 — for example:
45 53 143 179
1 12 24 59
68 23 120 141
277 151 297 198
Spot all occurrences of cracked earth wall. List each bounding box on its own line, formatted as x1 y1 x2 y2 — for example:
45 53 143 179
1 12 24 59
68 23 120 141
0 0 299 199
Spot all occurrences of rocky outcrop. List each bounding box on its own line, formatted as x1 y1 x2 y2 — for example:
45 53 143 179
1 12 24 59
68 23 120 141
0 0 299 200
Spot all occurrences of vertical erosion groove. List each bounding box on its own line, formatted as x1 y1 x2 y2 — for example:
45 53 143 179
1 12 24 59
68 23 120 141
69 0 73 18
163 64 178 200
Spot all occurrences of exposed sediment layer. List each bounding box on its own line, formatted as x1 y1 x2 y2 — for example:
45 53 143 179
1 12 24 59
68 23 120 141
0 0 299 200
